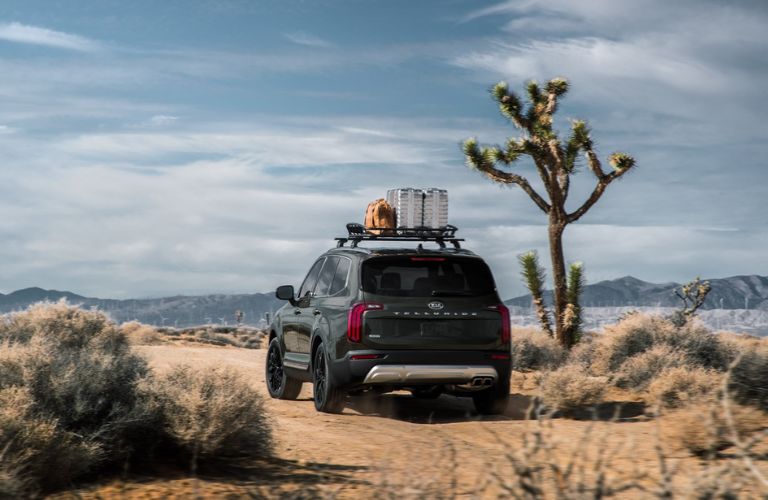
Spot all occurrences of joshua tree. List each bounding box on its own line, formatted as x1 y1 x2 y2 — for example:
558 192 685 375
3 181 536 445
464 78 635 347
670 277 711 326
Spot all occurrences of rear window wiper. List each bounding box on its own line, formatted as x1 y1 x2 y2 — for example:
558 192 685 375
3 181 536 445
431 290 476 297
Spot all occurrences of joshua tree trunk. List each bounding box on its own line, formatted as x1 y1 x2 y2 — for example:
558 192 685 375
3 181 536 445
548 219 569 345
463 77 635 348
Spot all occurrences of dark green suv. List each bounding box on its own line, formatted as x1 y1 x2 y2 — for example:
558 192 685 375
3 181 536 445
266 231 511 414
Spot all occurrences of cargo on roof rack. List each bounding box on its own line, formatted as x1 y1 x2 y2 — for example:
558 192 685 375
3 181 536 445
335 223 464 249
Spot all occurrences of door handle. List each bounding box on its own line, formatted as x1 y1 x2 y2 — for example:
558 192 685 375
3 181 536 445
294 309 301 315
313 309 321 316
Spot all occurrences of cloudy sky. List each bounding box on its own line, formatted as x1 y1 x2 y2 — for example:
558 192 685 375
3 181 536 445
0 0 765 299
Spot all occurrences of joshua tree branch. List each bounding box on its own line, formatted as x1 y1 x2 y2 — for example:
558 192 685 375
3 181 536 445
567 170 624 223
548 140 570 203
585 150 606 179
478 165 551 214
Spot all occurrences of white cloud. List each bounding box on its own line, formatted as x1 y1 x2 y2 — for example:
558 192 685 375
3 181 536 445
0 22 101 52
284 31 333 48
148 115 179 126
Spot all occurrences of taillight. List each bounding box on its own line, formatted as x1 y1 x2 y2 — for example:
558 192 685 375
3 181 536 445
409 257 446 261
350 354 383 360
347 303 383 342
487 304 511 343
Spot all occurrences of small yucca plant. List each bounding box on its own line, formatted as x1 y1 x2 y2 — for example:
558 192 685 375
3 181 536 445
518 251 552 336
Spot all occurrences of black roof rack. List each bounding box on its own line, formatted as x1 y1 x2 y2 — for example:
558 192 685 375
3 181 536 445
335 223 464 249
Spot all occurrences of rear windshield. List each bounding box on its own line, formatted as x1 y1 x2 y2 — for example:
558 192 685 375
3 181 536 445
362 256 496 297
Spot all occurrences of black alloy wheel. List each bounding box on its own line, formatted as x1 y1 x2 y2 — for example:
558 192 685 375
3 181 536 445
265 338 302 399
312 343 345 413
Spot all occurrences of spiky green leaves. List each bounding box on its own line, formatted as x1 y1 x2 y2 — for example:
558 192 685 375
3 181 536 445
545 77 569 96
608 152 636 172
492 81 524 127
570 120 592 149
563 262 585 342
566 262 584 308
519 251 553 336
526 80 542 104
463 138 491 171
564 120 592 172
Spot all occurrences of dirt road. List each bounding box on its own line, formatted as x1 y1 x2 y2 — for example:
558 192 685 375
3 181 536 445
59 345 763 498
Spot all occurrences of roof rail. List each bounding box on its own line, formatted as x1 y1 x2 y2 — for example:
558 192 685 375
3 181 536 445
335 223 464 249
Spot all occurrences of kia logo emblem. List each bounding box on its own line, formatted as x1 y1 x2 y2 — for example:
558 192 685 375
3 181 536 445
428 301 444 311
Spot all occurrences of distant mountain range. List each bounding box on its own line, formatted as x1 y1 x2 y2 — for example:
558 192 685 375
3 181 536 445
2 274 767 329
0 287 282 328
505 275 768 310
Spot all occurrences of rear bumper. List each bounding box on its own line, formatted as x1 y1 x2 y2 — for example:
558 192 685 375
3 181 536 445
330 349 511 389
362 364 498 385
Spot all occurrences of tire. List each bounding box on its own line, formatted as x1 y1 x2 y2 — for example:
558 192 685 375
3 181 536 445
312 343 346 413
411 385 443 399
472 376 510 415
265 338 302 400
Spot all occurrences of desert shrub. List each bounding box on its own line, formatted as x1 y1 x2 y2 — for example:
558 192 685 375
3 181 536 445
614 345 687 390
242 337 261 349
591 314 734 377
683 463 754 499
148 364 272 460
538 364 607 411
213 333 239 346
511 327 567 372
120 321 162 345
591 314 667 373
665 400 766 457
662 321 735 371
647 366 722 409
0 387 101 491
213 326 236 334
0 303 153 492
0 303 273 494
729 342 768 411
567 333 598 367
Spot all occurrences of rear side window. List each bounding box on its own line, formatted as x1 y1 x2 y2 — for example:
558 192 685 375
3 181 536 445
298 258 325 298
314 256 339 297
362 256 495 297
328 257 351 295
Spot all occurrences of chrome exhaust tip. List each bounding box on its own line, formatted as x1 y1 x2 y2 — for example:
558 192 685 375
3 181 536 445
471 376 494 387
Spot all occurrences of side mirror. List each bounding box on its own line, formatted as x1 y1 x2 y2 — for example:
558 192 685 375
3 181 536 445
276 285 295 304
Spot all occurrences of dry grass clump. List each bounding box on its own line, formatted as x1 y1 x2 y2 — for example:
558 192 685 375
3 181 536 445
120 321 162 345
165 327 265 349
511 326 567 372
0 387 101 493
591 313 664 373
147 365 272 460
614 345 687 390
0 302 150 492
0 302 272 495
538 364 608 412
729 342 768 411
592 314 734 376
647 366 722 409
664 399 767 457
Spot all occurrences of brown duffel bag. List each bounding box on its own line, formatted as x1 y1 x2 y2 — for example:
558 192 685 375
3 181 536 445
364 199 395 235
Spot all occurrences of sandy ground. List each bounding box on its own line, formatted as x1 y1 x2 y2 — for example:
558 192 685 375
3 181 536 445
51 345 767 499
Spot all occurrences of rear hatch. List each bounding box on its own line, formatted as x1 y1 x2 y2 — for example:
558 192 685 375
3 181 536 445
359 255 505 350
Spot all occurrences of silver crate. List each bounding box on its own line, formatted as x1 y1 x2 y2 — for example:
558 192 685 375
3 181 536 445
387 188 424 229
423 188 448 229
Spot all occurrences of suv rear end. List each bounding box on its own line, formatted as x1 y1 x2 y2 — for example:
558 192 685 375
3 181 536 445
268 236 512 415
